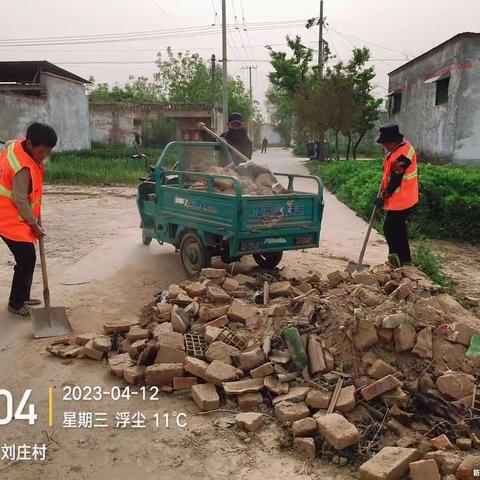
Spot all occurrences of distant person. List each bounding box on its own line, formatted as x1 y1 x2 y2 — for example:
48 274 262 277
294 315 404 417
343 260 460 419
261 137 268 153
0 123 57 316
220 112 252 166
375 124 418 268
133 131 141 146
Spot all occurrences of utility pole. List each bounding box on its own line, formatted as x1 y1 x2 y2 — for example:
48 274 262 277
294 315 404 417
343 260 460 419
318 0 325 159
211 54 217 132
318 0 324 78
241 65 256 143
221 0 228 128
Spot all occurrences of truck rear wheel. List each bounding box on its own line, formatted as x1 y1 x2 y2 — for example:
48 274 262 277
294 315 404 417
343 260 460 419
180 232 211 278
142 232 152 245
253 252 283 269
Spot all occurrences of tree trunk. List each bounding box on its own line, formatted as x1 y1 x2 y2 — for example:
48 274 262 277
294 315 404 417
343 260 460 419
335 130 340 161
346 134 352 160
353 130 368 160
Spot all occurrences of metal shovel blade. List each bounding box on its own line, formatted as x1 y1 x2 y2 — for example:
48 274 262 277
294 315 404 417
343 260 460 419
31 306 72 338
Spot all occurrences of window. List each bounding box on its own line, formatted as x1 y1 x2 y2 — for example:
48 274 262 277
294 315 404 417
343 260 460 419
392 92 402 114
435 77 450 105
133 117 141 127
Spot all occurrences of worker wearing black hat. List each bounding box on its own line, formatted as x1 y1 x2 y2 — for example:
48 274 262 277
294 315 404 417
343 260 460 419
375 124 419 267
220 112 253 166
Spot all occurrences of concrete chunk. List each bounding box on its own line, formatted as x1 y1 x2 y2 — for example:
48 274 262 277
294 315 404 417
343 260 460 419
316 413 359 450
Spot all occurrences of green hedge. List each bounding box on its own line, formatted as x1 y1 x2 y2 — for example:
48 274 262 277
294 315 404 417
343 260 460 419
313 160 480 243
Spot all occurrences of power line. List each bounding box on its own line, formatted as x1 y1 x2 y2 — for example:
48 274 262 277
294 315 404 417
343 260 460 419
149 0 170 17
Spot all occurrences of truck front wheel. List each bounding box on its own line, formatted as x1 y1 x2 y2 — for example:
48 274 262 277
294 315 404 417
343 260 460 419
253 252 283 269
180 232 212 278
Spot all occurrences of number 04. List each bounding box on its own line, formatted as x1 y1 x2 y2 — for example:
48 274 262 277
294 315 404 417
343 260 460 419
0 389 37 425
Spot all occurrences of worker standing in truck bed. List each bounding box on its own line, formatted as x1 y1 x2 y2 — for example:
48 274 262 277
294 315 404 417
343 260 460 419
220 112 252 165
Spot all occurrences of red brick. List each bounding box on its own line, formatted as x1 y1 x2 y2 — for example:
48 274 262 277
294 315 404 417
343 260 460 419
191 383 219 411
359 447 420 480
145 363 183 386
235 412 264 432
316 413 359 450
173 376 198 390
238 392 263 411
361 375 402 401
293 437 316 459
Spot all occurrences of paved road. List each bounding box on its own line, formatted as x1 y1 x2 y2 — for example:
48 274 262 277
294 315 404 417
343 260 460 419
252 147 388 266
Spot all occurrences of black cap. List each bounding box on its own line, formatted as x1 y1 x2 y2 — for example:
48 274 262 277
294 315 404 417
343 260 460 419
377 124 404 144
228 112 243 123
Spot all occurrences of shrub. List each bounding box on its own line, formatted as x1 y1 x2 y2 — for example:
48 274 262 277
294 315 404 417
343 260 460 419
313 160 480 243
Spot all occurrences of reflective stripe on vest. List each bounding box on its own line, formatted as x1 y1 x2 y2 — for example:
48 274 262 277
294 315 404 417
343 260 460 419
382 141 419 211
7 142 22 173
0 184 12 198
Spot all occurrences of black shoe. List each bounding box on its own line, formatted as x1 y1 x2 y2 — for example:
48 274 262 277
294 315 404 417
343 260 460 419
8 304 31 317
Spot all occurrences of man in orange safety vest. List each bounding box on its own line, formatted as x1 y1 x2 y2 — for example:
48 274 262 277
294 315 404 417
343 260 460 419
0 123 57 316
375 124 419 267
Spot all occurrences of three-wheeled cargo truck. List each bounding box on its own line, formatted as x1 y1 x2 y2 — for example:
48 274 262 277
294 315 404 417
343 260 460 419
137 141 324 277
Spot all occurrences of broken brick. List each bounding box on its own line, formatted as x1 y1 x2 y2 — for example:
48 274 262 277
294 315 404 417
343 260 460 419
238 392 263 411
412 327 433 358
308 336 327 374
361 375 402 401
368 359 397 380
201 268 226 279
204 360 240 386
173 376 197 390
108 353 133 377
327 270 350 287
184 356 209 379
204 325 222 344
269 281 295 298
436 372 475 400
235 412 264 432
456 455 480 480
359 447 420 480
430 433 454 450
191 383 219 411
336 385 356 413
223 378 264 395
306 389 331 409
292 417 317 437
352 272 378 287
233 348 266 371
207 285 231 303
393 324 416 352
203 315 229 329
222 277 240 292
353 286 383 306
103 320 137 334
354 318 379 350
264 375 289 396
227 300 256 323
84 340 104 360
127 326 150 342
423 451 461 476
206 341 239 364
456 438 472 451
123 366 146 385
145 363 184 386
198 305 229 322
293 437 316 459
274 402 310 425
185 281 207 298
74 332 96 346
272 387 311 405
316 413 359 450
250 362 274 378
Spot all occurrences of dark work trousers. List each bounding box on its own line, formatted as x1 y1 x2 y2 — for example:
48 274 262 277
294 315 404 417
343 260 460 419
383 208 414 265
1 235 36 309
261 145 267 153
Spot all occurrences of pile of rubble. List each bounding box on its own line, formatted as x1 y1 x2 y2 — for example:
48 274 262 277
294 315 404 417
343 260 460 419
47 263 480 479
189 163 287 196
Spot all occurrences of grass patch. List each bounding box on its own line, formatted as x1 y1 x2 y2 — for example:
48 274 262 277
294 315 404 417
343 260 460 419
311 159 480 243
45 145 162 186
411 239 453 290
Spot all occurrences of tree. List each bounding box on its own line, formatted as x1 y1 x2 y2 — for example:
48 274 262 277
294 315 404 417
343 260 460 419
87 48 258 124
342 48 383 159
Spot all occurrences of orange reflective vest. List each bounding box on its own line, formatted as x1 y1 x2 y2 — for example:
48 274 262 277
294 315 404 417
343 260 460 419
0 138 43 243
381 141 419 211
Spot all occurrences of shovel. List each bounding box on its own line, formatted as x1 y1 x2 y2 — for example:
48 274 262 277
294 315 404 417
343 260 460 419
31 233 72 338
346 177 384 274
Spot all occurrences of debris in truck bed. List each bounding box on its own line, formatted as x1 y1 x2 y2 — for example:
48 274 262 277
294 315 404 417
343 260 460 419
46 262 480 475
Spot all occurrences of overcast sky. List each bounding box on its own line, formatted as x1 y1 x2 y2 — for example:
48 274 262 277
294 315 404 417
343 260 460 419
3 0 480 113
